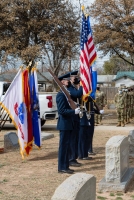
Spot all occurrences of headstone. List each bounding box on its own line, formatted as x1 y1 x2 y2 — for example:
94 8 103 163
106 135 129 183
128 130 134 157
4 132 19 150
99 135 134 192
41 132 54 141
51 173 96 200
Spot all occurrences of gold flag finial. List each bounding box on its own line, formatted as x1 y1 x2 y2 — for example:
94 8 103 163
81 5 85 11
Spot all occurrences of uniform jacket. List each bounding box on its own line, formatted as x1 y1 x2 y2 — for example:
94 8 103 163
67 85 83 102
96 90 104 109
67 85 83 122
114 93 125 109
56 91 75 130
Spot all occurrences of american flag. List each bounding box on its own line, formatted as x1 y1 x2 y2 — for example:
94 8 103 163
80 13 97 102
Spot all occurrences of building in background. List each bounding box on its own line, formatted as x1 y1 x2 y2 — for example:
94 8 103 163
97 75 116 87
113 71 134 87
0 71 53 92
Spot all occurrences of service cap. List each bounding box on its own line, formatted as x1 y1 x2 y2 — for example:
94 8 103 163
70 70 78 77
58 73 70 81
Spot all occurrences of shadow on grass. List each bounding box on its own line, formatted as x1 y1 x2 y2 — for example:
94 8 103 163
126 177 134 193
93 147 105 155
73 164 105 172
28 151 58 161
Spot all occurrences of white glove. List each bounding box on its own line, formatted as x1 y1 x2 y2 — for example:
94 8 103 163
100 110 104 114
75 107 80 114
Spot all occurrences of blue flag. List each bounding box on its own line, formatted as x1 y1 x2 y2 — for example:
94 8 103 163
29 68 41 148
90 63 97 100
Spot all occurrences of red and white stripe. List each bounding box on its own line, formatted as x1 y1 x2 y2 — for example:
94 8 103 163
80 31 97 101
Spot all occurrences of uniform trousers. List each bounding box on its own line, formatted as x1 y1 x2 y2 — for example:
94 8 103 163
116 108 124 122
78 126 89 158
69 121 80 162
58 130 72 171
88 123 94 153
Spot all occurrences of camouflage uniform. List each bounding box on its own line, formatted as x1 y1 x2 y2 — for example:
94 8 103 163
99 90 107 124
122 86 127 124
129 87 134 120
114 87 125 127
132 88 134 118
94 90 101 125
127 88 131 123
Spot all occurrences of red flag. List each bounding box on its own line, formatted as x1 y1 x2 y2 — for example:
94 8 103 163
23 69 33 155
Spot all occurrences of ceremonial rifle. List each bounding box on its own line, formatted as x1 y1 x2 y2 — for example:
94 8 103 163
40 67 77 110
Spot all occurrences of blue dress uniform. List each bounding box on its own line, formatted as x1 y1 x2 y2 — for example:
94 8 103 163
87 97 100 154
67 83 83 164
56 87 75 172
78 111 90 159
78 97 100 159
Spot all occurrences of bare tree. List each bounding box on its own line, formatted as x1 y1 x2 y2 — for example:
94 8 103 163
0 0 80 75
89 0 134 66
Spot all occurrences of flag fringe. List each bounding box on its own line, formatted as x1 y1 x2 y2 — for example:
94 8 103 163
82 90 92 102
0 102 18 129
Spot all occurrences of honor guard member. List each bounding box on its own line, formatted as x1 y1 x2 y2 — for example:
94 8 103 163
78 96 103 159
78 101 92 160
87 96 103 155
67 70 83 167
56 74 80 174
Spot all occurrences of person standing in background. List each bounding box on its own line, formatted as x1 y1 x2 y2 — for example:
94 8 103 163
122 85 128 125
99 88 107 125
114 87 125 127
94 85 102 126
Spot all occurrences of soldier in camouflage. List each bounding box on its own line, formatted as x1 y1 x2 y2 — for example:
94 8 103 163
129 86 134 120
122 85 128 125
95 85 107 125
99 89 107 124
94 85 102 126
127 87 131 123
132 87 134 119
114 87 125 127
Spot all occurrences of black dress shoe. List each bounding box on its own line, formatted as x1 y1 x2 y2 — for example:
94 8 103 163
58 168 74 174
88 152 96 155
79 157 92 160
68 168 74 172
82 157 92 160
75 160 82 165
69 161 81 167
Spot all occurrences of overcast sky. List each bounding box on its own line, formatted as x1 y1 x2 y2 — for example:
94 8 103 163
73 0 95 6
